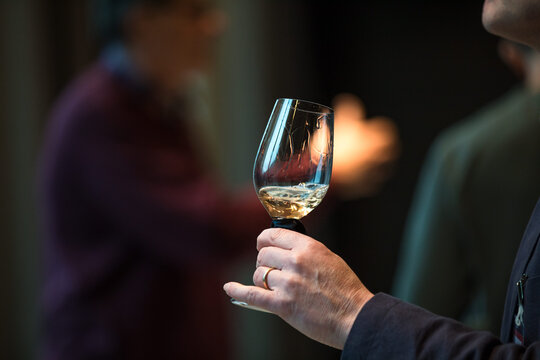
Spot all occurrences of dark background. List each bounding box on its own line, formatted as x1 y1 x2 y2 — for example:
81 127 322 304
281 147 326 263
0 1 517 359
255 0 515 295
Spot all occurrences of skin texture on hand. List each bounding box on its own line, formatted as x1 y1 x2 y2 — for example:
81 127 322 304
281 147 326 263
223 228 374 349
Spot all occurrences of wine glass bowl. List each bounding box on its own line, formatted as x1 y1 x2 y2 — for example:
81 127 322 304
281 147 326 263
253 98 334 230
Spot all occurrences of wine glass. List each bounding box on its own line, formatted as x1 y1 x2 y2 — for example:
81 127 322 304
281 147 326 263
253 98 334 231
231 98 334 311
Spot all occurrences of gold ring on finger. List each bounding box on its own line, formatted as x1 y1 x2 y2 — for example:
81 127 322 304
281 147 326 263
262 267 276 291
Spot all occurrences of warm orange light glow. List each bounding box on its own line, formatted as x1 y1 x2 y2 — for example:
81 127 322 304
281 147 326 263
332 94 400 198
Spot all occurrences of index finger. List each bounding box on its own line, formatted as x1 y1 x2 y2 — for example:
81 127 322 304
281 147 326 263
256 228 311 251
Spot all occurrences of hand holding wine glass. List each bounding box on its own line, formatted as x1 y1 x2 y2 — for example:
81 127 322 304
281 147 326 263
224 228 373 348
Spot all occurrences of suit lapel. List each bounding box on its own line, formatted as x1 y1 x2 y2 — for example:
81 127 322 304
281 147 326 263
500 198 540 341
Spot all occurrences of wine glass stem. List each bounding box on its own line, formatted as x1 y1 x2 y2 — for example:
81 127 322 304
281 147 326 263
271 219 306 234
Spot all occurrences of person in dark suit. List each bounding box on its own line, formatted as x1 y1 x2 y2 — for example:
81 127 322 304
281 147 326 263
224 0 540 358
393 40 540 335
39 0 270 359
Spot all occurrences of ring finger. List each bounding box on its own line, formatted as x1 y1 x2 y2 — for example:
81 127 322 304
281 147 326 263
253 266 280 291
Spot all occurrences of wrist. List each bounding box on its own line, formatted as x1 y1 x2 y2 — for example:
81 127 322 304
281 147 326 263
337 288 374 349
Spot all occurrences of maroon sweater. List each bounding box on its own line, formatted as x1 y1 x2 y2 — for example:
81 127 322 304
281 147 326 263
39 62 268 359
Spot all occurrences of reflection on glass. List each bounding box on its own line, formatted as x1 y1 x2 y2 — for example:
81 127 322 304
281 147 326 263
253 98 334 232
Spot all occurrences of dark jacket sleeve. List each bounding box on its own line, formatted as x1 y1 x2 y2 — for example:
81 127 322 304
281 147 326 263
342 293 540 360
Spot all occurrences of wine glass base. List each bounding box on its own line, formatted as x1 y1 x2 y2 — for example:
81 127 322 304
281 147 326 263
230 298 273 313
271 219 306 234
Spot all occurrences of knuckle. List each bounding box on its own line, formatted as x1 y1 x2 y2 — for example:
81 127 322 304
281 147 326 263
257 229 270 243
246 287 258 305
256 248 266 266
257 228 283 249
288 252 305 271
281 273 298 291
270 227 286 242
306 238 324 253
252 267 262 285
281 275 293 290
288 256 298 271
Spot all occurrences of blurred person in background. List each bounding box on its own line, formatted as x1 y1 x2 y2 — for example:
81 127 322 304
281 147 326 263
38 1 401 359
38 0 273 358
393 39 540 335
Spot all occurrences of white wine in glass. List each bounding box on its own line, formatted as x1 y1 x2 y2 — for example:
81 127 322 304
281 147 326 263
253 98 333 233
257 182 329 221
